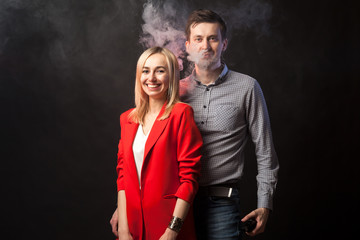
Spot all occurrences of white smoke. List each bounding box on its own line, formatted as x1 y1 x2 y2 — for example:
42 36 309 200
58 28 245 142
216 0 273 38
187 47 217 71
139 0 273 75
187 48 207 65
139 0 188 70
0 0 40 54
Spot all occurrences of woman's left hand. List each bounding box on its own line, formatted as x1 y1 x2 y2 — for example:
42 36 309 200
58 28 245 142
159 228 178 240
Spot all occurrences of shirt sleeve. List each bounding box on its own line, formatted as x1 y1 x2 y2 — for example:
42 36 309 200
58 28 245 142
175 105 203 203
246 80 279 210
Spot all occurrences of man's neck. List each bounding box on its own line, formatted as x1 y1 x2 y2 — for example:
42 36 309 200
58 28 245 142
195 63 223 86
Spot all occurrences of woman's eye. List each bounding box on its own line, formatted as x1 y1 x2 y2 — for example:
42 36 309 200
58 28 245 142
142 70 149 74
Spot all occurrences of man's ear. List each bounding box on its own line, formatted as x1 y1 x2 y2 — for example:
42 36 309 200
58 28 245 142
222 38 228 52
185 40 190 51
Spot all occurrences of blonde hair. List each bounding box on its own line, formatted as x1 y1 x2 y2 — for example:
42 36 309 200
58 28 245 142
129 47 180 124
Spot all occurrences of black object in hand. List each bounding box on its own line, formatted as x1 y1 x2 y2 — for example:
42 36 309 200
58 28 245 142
240 219 257 232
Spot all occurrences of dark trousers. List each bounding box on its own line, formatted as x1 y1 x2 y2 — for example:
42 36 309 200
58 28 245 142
193 187 243 240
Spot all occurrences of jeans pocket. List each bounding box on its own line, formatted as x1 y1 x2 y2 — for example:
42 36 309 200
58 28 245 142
209 196 234 205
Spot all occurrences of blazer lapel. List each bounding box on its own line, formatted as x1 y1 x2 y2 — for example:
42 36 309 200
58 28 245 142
143 104 169 161
123 118 140 184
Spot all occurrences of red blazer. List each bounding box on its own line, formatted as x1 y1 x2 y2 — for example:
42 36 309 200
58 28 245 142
116 102 202 240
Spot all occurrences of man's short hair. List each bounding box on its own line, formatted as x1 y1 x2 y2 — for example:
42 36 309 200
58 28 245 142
185 9 227 41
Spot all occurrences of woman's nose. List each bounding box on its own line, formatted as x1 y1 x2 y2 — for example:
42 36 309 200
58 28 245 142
149 72 157 81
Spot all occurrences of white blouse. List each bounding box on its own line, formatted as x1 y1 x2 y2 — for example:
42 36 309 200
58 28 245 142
132 125 150 187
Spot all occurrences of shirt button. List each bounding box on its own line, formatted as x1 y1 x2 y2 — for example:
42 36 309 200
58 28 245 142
201 121 204 124
206 88 209 91
203 105 207 108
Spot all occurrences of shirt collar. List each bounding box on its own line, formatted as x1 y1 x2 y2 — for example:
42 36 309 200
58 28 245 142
191 64 229 86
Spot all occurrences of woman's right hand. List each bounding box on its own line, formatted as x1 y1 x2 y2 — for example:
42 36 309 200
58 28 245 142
118 230 133 240
117 190 132 240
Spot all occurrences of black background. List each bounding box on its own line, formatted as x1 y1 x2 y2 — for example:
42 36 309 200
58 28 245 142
1 0 359 239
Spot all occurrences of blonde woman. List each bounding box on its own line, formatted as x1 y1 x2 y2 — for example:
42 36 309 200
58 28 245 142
116 47 202 240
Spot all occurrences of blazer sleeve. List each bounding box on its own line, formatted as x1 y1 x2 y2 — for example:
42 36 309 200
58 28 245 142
175 105 202 203
116 113 127 192
116 138 125 192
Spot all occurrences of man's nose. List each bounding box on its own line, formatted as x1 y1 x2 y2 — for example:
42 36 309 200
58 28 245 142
200 40 210 50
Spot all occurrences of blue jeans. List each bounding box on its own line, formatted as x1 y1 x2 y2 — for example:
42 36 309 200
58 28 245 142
193 188 243 240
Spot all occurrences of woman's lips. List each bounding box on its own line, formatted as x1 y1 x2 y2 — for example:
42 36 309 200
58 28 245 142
146 83 161 90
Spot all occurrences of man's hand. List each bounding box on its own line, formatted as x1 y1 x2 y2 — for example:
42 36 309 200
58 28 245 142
110 208 119 237
241 207 270 236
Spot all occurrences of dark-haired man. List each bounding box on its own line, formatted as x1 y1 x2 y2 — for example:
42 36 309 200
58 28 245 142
179 9 279 240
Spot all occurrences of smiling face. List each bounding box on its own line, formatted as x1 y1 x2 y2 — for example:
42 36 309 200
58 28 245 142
140 53 169 101
186 22 227 70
